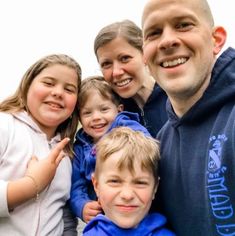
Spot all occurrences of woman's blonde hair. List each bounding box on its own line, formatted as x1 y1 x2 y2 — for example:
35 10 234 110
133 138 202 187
0 54 82 157
94 19 143 57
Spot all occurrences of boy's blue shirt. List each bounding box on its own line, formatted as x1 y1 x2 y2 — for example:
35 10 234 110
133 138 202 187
70 111 151 219
83 213 175 236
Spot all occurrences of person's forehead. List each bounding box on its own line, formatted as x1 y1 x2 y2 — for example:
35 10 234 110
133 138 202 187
142 0 208 31
142 0 202 21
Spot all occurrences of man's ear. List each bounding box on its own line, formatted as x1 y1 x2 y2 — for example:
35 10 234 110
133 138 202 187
212 26 227 55
91 173 99 197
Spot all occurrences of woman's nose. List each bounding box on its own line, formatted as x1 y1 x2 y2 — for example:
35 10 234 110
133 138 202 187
112 61 124 77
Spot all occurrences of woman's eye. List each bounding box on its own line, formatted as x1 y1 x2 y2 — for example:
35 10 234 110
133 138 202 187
150 32 161 40
101 61 111 69
120 55 131 63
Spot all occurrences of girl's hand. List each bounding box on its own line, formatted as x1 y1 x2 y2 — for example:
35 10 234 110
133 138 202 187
25 137 70 192
7 138 70 209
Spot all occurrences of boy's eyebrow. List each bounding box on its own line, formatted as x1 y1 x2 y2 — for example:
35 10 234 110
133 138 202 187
132 172 153 179
106 173 121 177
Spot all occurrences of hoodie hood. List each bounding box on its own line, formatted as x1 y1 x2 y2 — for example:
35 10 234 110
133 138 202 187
13 111 61 143
83 213 174 236
75 111 151 145
13 111 43 134
107 111 151 137
168 47 235 127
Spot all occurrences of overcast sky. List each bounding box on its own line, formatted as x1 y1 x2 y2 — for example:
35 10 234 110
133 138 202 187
0 0 234 101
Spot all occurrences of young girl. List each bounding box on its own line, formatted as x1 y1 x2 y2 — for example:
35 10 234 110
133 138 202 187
0 54 81 235
70 76 150 223
83 126 175 235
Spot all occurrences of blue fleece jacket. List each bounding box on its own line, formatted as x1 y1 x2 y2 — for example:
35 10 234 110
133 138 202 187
121 83 168 137
70 111 151 219
153 48 235 235
83 213 175 236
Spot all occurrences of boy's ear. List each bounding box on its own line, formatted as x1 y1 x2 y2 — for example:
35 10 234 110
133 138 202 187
91 173 99 197
118 104 124 112
152 178 159 200
212 26 227 55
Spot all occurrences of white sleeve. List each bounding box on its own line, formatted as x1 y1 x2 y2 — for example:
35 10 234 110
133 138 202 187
0 113 11 217
0 113 10 157
0 180 10 217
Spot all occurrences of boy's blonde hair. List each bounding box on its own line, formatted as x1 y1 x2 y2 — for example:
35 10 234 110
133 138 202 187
0 54 82 157
78 75 121 113
95 126 160 183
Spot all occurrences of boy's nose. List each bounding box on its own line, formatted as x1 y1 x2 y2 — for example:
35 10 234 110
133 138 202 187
120 185 135 200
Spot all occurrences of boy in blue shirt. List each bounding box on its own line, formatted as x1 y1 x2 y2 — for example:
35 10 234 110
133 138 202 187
83 126 174 235
70 76 150 223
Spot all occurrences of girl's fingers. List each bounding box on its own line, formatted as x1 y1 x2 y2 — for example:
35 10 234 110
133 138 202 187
31 156 38 161
27 155 38 167
55 152 66 166
49 138 70 163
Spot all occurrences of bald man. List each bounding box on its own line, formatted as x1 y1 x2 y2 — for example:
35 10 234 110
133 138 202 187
142 0 235 235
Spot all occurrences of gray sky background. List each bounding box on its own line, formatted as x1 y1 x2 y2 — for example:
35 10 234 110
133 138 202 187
0 0 234 101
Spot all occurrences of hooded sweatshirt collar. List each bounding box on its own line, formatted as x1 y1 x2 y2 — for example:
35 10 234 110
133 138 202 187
167 47 235 127
13 111 61 143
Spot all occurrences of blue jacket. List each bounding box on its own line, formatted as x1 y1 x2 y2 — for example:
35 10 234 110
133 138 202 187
121 83 168 137
154 48 235 235
83 213 175 236
70 111 151 219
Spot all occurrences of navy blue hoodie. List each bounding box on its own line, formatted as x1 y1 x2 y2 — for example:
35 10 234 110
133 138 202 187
121 83 168 137
154 48 235 235
83 213 175 236
70 111 151 219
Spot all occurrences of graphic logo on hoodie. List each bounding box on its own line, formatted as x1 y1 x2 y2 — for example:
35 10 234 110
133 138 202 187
207 134 235 235
208 139 224 173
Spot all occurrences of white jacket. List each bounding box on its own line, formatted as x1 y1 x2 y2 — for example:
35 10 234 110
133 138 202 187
0 111 72 236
